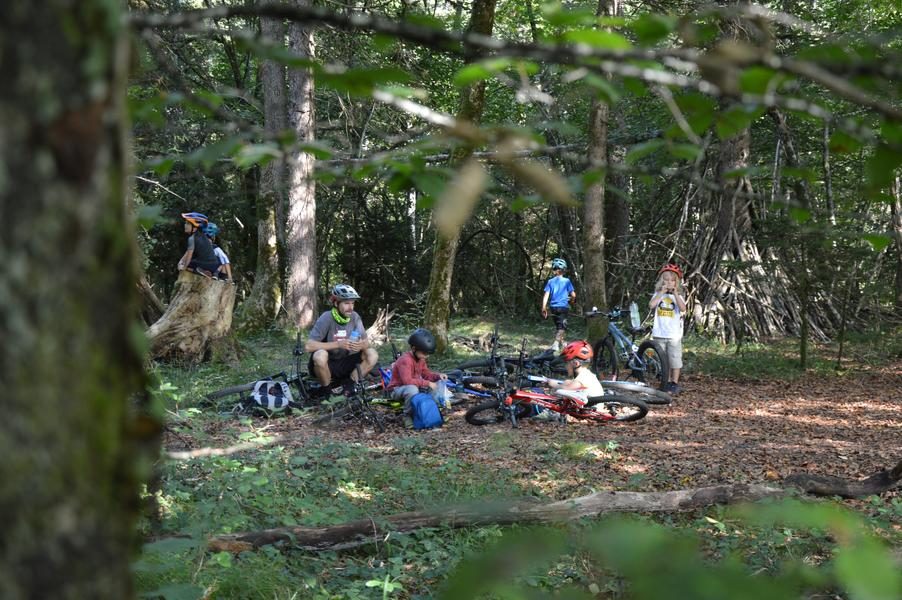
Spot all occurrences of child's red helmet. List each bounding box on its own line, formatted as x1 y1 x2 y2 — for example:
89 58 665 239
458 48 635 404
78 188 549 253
658 263 683 279
561 340 593 362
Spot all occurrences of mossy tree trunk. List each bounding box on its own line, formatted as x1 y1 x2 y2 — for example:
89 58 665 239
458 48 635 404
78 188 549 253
285 0 318 328
238 14 286 331
582 0 617 342
0 1 155 597
424 0 497 353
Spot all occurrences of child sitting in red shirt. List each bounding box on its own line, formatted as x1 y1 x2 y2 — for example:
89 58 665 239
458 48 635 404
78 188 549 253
386 328 448 427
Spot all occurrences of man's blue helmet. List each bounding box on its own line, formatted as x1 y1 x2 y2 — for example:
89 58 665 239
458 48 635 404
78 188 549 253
204 222 220 238
551 258 567 271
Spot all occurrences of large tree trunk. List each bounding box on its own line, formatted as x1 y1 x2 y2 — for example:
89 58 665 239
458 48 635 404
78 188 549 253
239 14 286 331
285 0 318 328
147 272 237 363
424 0 497 353
202 460 902 554
582 0 618 340
0 1 154 596
892 176 902 310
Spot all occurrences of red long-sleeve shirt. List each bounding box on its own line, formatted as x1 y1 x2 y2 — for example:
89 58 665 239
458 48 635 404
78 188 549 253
386 351 441 390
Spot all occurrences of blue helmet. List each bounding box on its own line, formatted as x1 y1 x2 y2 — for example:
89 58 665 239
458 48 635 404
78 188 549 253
551 258 567 271
181 212 208 228
204 222 220 238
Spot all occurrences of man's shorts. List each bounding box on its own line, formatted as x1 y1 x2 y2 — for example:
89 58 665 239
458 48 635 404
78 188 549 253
309 351 363 382
550 307 569 331
653 337 682 369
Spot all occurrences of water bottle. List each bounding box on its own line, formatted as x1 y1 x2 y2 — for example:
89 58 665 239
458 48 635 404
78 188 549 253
629 301 641 329
349 330 360 343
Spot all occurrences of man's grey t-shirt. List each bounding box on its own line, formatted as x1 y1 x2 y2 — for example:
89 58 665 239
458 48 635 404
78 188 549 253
307 311 366 360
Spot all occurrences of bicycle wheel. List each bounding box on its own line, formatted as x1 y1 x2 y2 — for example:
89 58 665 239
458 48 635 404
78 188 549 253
465 399 504 425
311 401 354 426
592 336 618 380
601 380 672 406
455 358 492 371
626 341 670 389
585 394 648 422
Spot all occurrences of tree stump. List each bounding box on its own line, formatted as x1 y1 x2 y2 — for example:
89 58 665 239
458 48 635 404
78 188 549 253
147 271 236 363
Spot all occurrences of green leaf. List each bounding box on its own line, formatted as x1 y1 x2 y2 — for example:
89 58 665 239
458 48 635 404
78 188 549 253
212 551 233 568
145 156 175 178
865 144 902 191
233 143 281 169
319 66 412 96
668 143 703 161
834 539 902 600
631 13 676 46
136 204 165 230
622 77 648 97
789 207 811 223
583 74 621 103
563 29 632 50
829 131 863 154
541 3 596 27
411 171 447 199
863 233 892 251
739 67 784 94
453 58 512 87
298 142 334 160
716 105 764 140
782 166 818 183
186 137 244 170
625 139 665 165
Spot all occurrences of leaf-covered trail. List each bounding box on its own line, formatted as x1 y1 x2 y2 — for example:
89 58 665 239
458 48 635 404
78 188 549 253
176 362 902 502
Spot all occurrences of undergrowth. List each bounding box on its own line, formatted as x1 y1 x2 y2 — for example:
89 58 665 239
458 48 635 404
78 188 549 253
138 319 902 599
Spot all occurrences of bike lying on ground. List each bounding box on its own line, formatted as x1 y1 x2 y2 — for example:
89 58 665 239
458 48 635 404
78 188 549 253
586 307 670 390
310 364 387 432
464 339 649 427
465 376 649 427
204 333 384 414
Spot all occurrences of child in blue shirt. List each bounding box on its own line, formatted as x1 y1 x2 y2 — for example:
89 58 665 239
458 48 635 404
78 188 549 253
541 257 576 351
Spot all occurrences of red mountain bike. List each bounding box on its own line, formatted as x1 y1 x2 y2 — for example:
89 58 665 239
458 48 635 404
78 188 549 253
464 338 648 427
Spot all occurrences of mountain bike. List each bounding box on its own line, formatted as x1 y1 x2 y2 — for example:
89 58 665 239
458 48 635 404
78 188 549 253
464 339 648 427
454 325 565 379
205 333 383 411
585 307 670 390
310 364 386 432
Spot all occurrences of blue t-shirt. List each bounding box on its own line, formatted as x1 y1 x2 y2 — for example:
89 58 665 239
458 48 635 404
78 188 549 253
544 276 574 308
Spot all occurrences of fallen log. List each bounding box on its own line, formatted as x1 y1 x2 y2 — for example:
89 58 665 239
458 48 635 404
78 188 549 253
203 461 902 553
147 271 236 363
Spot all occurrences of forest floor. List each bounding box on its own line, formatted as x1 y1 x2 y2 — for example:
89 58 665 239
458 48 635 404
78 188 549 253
168 359 902 504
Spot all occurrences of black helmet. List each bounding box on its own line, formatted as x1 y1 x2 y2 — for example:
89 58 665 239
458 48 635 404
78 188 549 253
329 283 361 304
408 328 436 354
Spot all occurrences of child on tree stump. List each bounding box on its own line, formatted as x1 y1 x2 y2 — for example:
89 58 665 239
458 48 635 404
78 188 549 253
177 212 220 278
203 222 232 281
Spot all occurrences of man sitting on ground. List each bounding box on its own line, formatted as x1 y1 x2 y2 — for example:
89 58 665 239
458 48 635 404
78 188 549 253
305 283 379 389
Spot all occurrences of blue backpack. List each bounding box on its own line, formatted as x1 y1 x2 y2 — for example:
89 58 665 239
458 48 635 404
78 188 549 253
410 392 443 430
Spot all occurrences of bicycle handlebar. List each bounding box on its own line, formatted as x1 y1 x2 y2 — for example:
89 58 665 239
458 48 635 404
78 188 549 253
585 307 622 319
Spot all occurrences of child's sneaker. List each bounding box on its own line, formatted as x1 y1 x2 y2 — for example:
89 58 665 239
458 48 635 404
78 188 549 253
402 415 414 429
